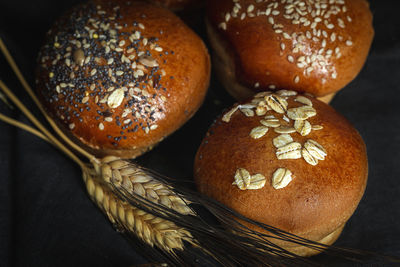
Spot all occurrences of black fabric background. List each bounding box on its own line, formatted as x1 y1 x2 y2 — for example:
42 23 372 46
0 1 399 266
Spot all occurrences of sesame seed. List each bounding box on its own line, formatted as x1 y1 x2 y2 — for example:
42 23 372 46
346 40 353 46
219 22 227 30
338 18 345 28
268 17 274 24
99 123 104 130
225 13 231 22
330 33 336 42
69 123 75 130
49 72 54 78
284 32 293 40
347 16 352 22
294 75 300 83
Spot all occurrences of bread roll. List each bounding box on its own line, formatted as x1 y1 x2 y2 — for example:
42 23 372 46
36 0 210 159
206 0 374 102
194 90 368 256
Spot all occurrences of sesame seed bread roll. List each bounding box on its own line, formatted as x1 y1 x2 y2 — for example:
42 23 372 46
206 0 374 102
194 90 368 256
36 0 210 159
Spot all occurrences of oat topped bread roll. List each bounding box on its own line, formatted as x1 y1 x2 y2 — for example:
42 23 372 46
194 90 368 256
36 0 210 159
206 0 374 103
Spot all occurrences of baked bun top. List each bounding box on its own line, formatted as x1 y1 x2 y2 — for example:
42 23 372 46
206 0 373 97
194 90 368 241
36 0 210 159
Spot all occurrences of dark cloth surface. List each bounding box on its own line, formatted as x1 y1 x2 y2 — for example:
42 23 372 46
0 0 399 266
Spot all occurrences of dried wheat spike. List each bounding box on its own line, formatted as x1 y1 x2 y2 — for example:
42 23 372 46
99 156 194 216
82 167 194 252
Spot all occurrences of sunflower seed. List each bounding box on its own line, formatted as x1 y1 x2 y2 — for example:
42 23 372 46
287 106 317 120
271 168 293 189
73 49 85 65
247 174 266 190
273 134 293 148
139 56 159 67
295 96 313 106
265 94 288 113
107 88 125 108
233 168 251 190
250 126 269 139
276 142 302 159
294 120 312 136
274 125 296 134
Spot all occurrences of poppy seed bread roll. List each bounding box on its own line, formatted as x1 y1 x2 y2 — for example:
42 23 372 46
194 90 368 256
206 0 374 102
36 0 210 159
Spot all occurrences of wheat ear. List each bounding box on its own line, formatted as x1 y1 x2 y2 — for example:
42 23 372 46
83 165 195 252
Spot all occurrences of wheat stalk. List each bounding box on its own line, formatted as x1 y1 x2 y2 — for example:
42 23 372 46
83 165 195 252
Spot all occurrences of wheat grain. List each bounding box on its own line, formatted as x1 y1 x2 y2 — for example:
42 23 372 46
99 156 194 216
83 166 194 252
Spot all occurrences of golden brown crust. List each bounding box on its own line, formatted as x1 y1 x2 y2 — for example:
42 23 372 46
194 91 368 251
206 0 374 98
36 0 210 158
